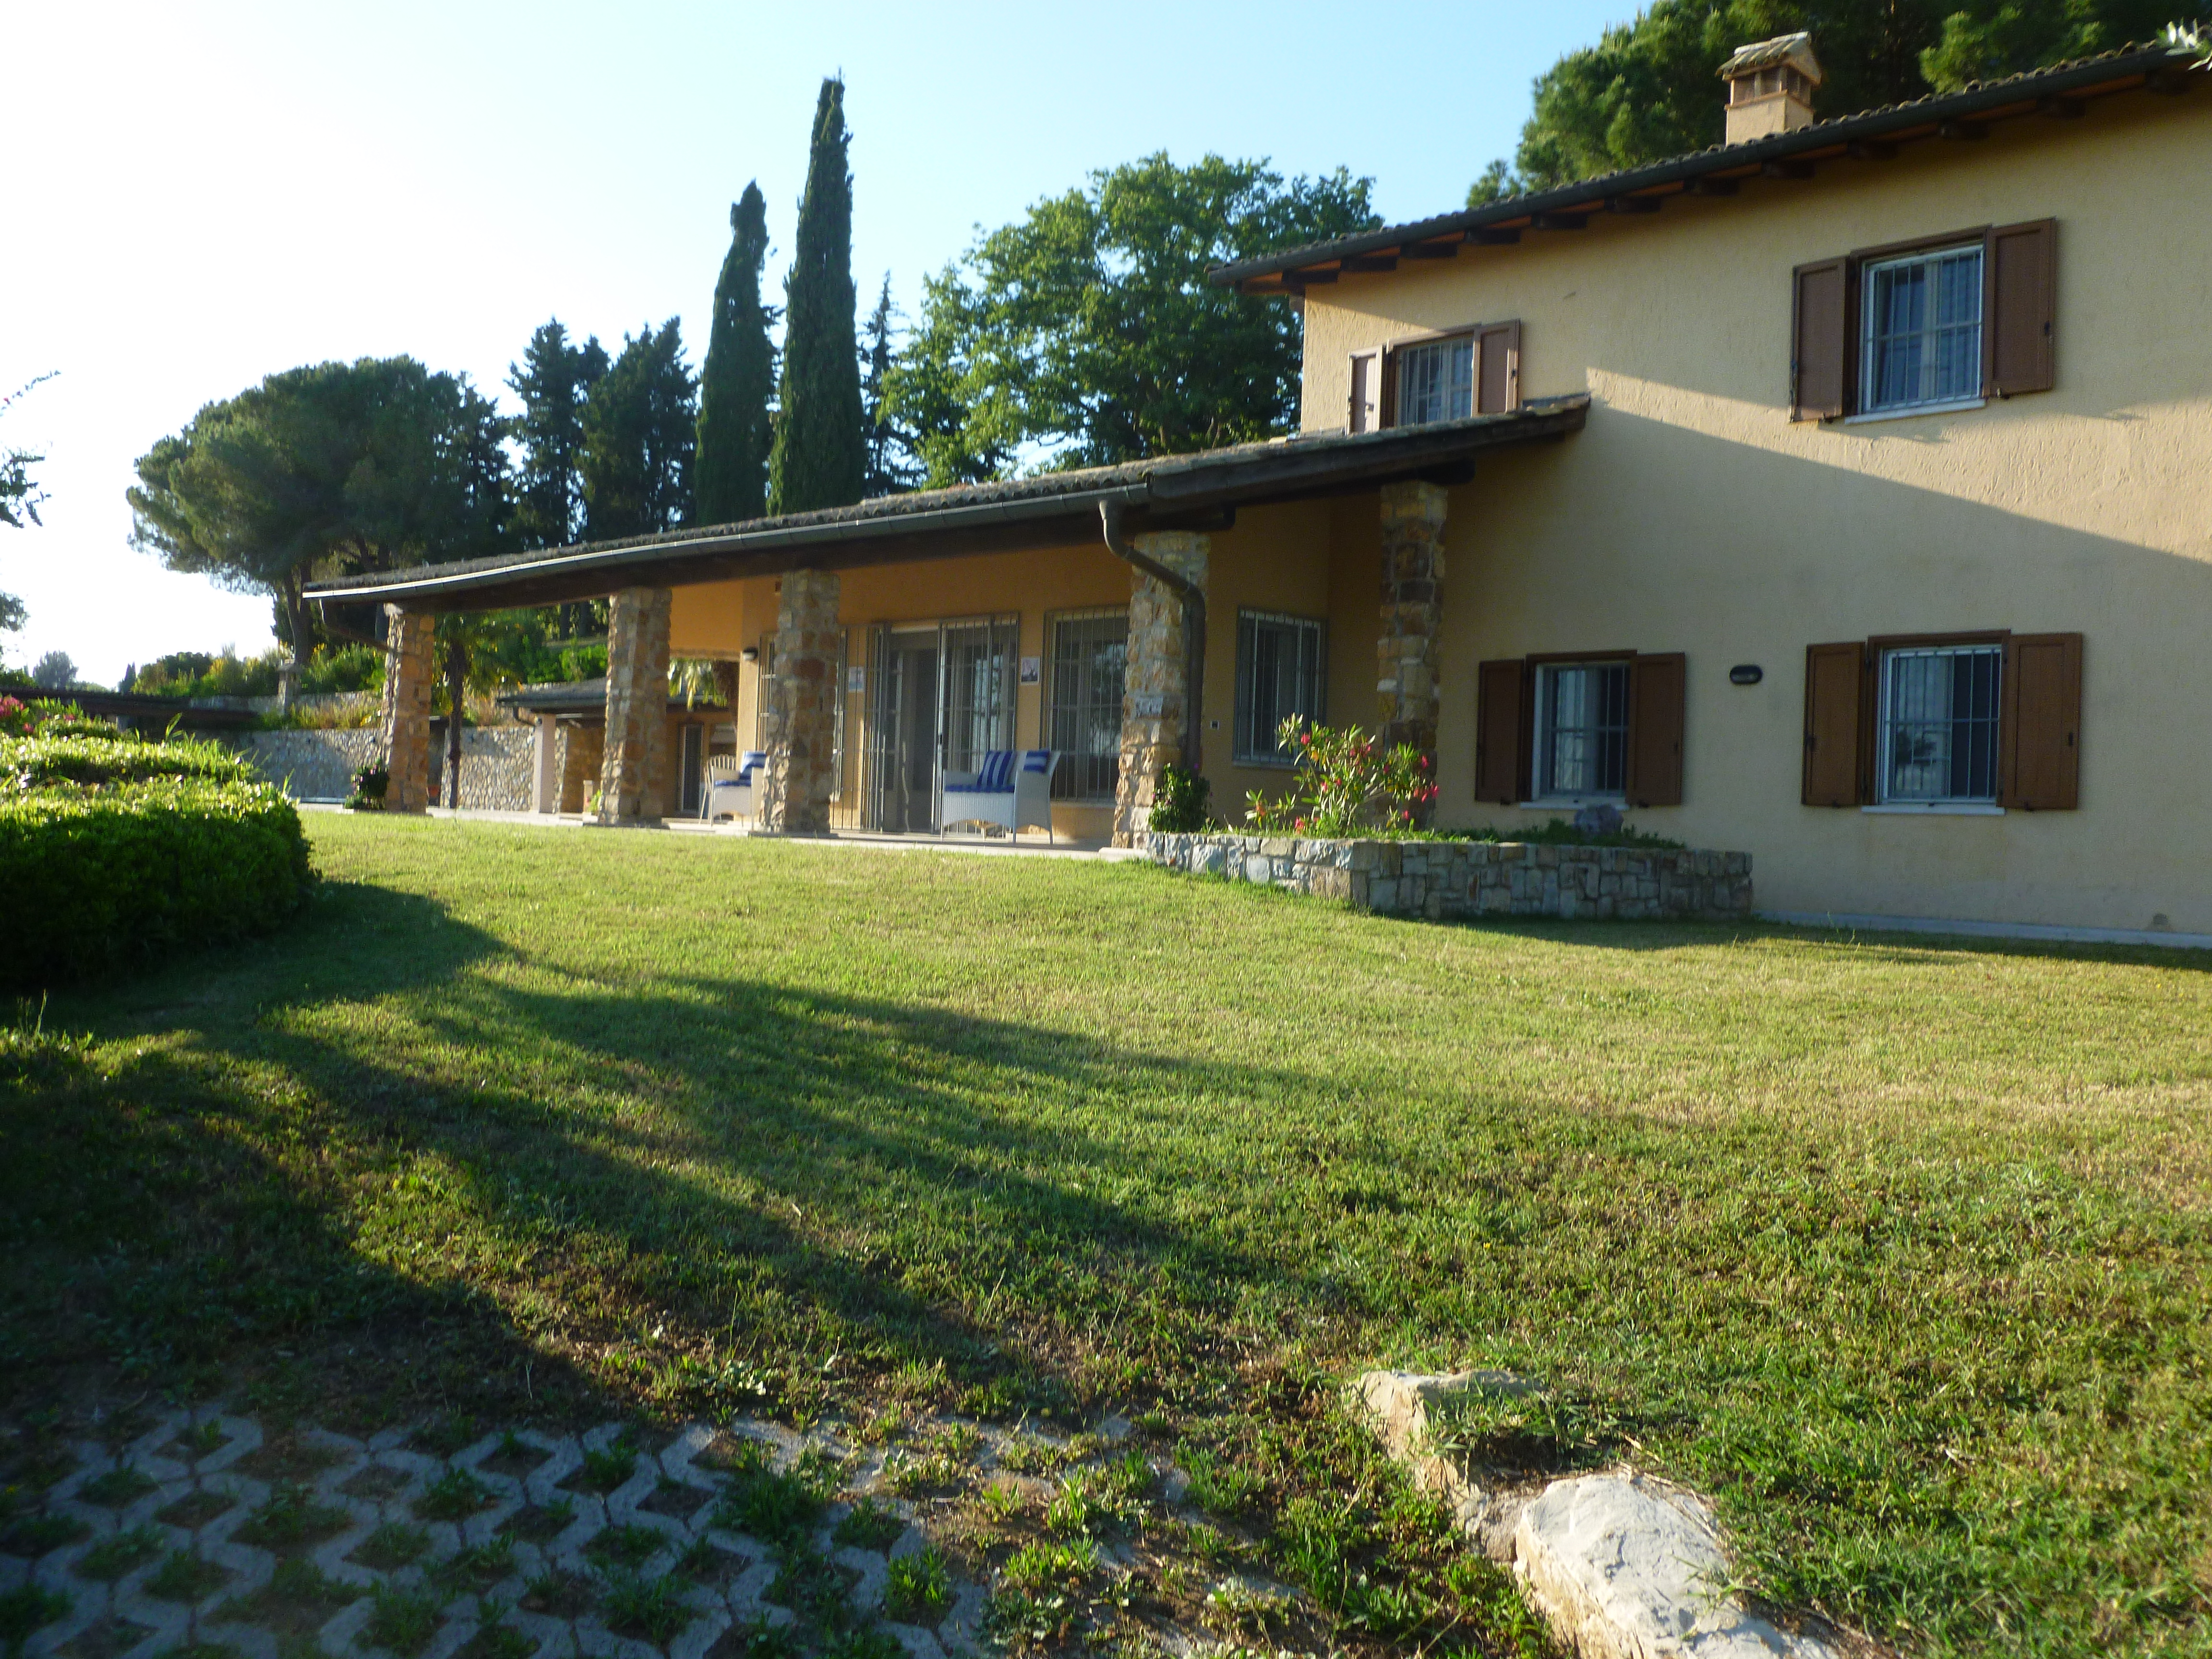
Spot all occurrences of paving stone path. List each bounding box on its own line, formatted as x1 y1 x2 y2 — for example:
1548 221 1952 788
0 1405 1280 1659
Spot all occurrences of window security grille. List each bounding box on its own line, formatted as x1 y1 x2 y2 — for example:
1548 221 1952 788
1234 612 1326 763
1536 662 1631 798
1878 644 2003 803
1047 612 1127 800
1394 337 1475 426
1862 245 1984 412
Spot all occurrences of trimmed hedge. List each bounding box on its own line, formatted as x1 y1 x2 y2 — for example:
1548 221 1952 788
0 779 314 990
1 733 258 790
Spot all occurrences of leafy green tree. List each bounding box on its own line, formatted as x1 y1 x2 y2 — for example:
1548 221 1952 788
1 374 56 649
859 273 919 497
580 320 697 540
697 183 778 525
129 358 509 657
508 320 608 551
769 78 865 516
886 155 1377 483
1477 0 2176 197
32 650 74 690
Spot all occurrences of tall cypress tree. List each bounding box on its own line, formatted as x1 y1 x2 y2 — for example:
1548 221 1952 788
768 78 864 516
696 184 777 526
508 321 608 550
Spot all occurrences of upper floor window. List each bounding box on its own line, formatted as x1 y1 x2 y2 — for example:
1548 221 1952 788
1395 336 1475 425
1348 321 1521 433
1862 244 1983 414
1791 220 2055 422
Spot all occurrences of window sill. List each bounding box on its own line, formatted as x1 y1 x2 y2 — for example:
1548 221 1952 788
1843 397 1985 426
1236 757 1299 770
1521 797 1627 810
1861 802 2006 816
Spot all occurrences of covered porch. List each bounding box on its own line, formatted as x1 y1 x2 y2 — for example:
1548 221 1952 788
305 397 1587 842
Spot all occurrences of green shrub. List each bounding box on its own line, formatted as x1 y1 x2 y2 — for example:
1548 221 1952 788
298 643 384 696
1 733 256 791
0 779 314 991
1147 764 1212 833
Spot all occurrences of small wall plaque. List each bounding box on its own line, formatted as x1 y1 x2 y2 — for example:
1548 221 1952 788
1019 656 1042 685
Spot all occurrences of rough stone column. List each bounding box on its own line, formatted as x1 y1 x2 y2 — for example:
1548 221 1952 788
1378 481 1449 821
759 569 841 833
598 587 673 824
1112 531 1210 847
378 606 436 813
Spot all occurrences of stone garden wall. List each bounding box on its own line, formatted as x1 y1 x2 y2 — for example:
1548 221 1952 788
231 728 384 802
231 724 536 809
428 726 536 810
1143 831 1753 921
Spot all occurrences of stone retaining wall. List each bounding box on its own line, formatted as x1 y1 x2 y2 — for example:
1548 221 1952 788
1143 831 1752 920
231 724 537 809
428 725 536 810
231 728 384 801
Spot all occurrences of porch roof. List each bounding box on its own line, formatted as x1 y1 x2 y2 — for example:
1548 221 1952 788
493 677 722 718
303 395 1589 614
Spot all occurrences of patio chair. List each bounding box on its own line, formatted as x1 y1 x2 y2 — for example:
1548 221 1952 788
941 748 1057 843
703 750 768 824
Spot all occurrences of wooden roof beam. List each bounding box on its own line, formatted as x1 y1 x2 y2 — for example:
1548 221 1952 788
1604 194 1663 214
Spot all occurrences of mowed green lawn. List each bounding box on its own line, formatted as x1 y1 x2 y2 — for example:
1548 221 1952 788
6 814 2211 1656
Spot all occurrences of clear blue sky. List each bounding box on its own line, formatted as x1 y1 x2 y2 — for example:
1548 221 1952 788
2 0 1631 686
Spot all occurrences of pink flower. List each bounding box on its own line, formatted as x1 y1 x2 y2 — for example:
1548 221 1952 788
1294 817 1307 830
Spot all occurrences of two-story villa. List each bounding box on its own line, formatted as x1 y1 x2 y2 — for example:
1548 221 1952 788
313 35 2212 941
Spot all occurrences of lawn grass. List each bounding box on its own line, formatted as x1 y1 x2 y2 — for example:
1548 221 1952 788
4 813 2211 1656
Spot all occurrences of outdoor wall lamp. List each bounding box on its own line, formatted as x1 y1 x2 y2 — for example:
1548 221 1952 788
1729 664 1764 685
741 646 760 664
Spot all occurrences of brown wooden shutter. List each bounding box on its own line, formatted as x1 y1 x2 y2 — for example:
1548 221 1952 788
1985 219 2056 397
1476 320 1521 414
1791 257 1850 421
1348 351 1381 433
1475 658 1528 805
1377 348 1399 430
2001 632 2081 809
1625 652 1685 806
1802 642 1866 805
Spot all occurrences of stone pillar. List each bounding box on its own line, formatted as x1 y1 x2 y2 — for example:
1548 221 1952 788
599 587 673 824
1378 481 1448 822
1112 531 1210 847
378 606 435 813
532 714 558 813
758 569 841 833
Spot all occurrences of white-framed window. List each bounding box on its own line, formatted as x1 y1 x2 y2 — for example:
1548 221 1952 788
1533 660 1630 800
1046 609 1127 801
1861 243 1984 414
1234 611 1326 765
1876 642 2003 803
1394 335 1475 426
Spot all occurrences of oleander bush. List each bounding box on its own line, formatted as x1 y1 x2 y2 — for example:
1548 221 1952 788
0 711 314 990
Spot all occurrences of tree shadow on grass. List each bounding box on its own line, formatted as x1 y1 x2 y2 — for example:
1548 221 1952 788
13 877 1384 1425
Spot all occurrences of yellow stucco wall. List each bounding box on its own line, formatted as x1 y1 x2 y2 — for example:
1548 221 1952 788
1292 91 2212 933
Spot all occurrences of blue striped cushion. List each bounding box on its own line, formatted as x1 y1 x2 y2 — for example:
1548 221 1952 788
976 750 1015 793
1020 749 1053 774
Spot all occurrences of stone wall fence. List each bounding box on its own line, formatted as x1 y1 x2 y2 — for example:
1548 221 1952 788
230 728 384 802
230 723 537 810
1144 830 1752 921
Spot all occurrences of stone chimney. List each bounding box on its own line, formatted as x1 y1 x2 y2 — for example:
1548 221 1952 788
1719 33 1822 144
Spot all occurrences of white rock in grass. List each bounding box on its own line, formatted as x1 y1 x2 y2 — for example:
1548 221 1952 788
1512 1473 1840 1659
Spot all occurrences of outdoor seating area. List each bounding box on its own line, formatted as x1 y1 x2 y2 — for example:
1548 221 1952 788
701 749 767 825
941 747 1057 842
